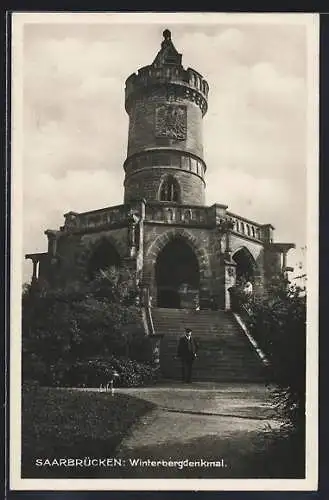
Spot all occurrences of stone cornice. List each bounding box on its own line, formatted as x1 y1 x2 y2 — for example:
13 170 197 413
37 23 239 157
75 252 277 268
266 242 296 252
125 81 208 116
25 252 48 260
124 148 207 172
124 166 206 186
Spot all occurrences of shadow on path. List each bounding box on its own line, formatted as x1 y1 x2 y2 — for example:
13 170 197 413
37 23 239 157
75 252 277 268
106 382 296 479
72 383 304 479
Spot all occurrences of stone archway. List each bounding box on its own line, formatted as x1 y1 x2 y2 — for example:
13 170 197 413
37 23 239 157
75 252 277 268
143 229 211 308
155 238 200 308
87 238 122 279
232 246 258 285
75 233 128 282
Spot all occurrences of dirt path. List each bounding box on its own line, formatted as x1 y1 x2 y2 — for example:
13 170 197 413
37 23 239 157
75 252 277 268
111 383 282 478
115 382 276 419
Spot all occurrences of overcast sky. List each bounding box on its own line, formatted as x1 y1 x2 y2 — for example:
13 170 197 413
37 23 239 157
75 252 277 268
20 15 313 282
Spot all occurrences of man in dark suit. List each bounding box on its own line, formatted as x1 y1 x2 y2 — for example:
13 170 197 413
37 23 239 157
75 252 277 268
177 328 197 383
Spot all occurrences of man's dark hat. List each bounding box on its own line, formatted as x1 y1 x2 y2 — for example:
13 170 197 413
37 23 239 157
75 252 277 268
185 328 192 333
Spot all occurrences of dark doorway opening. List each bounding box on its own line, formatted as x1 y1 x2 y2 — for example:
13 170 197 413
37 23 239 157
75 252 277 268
232 247 256 284
87 239 121 279
155 238 199 308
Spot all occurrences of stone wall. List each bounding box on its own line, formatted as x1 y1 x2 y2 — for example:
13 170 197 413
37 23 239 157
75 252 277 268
127 92 204 159
140 224 271 307
230 233 264 274
263 247 282 282
38 217 271 309
142 224 225 303
123 82 206 205
80 228 129 259
49 227 130 286
124 167 205 205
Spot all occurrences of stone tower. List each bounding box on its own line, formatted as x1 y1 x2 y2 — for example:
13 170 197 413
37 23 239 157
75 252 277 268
26 29 295 311
123 29 209 206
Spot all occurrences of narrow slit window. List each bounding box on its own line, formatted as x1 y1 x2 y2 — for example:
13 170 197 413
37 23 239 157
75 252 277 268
160 177 180 202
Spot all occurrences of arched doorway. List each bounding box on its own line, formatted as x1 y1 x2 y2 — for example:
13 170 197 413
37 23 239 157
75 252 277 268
232 247 257 285
87 239 121 279
155 238 199 308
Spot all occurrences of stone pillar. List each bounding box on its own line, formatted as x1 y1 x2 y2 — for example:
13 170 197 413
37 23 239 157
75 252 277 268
223 260 237 311
127 222 137 257
32 258 38 280
217 217 234 260
149 334 163 369
31 257 39 287
126 207 142 259
282 250 288 270
45 230 58 257
261 224 275 244
264 242 295 286
224 228 233 260
215 217 236 310
214 203 228 224
253 273 263 295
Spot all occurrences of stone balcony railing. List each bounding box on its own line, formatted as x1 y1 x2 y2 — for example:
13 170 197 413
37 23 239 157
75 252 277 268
60 201 267 243
61 205 127 233
144 203 264 242
226 211 263 242
145 202 211 226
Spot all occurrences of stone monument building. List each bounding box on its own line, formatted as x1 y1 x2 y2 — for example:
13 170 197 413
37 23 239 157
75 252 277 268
26 29 295 312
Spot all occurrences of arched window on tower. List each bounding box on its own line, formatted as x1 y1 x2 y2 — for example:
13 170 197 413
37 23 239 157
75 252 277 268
159 176 180 203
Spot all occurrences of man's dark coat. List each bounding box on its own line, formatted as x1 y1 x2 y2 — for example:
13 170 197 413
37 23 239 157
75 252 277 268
177 335 197 362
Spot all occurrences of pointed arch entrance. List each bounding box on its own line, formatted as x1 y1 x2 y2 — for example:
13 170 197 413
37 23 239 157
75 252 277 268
155 237 200 308
232 247 257 284
87 238 121 279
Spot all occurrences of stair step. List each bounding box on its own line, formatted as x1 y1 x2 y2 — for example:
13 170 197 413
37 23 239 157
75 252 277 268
150 307 264 383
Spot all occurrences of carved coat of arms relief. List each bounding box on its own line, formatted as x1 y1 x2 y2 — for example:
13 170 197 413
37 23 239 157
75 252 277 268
155 104 187 141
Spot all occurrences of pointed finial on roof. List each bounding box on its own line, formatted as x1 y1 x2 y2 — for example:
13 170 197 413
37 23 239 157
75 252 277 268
152 28 182 67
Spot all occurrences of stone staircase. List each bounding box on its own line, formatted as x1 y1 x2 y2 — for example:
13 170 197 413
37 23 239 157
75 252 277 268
151 308 266 382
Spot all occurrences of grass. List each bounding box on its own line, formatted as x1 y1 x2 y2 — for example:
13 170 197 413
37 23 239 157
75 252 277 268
21 384 156 478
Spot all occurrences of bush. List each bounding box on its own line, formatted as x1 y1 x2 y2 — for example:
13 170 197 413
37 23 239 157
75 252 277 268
229 285 251 312
22 267 150 386
245 276 306 432
62 356 158 388
23 355 70 387
248 425 305 478
128 332 154 363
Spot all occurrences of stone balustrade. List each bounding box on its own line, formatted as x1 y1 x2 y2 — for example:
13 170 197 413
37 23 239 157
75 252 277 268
62 205 127 233
61 202 265 243
144 203 264 241
226 212 262 241
144 202 210 226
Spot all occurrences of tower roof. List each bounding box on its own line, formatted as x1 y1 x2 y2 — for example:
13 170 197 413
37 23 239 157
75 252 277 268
152 29 182 67
125 29 209 117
